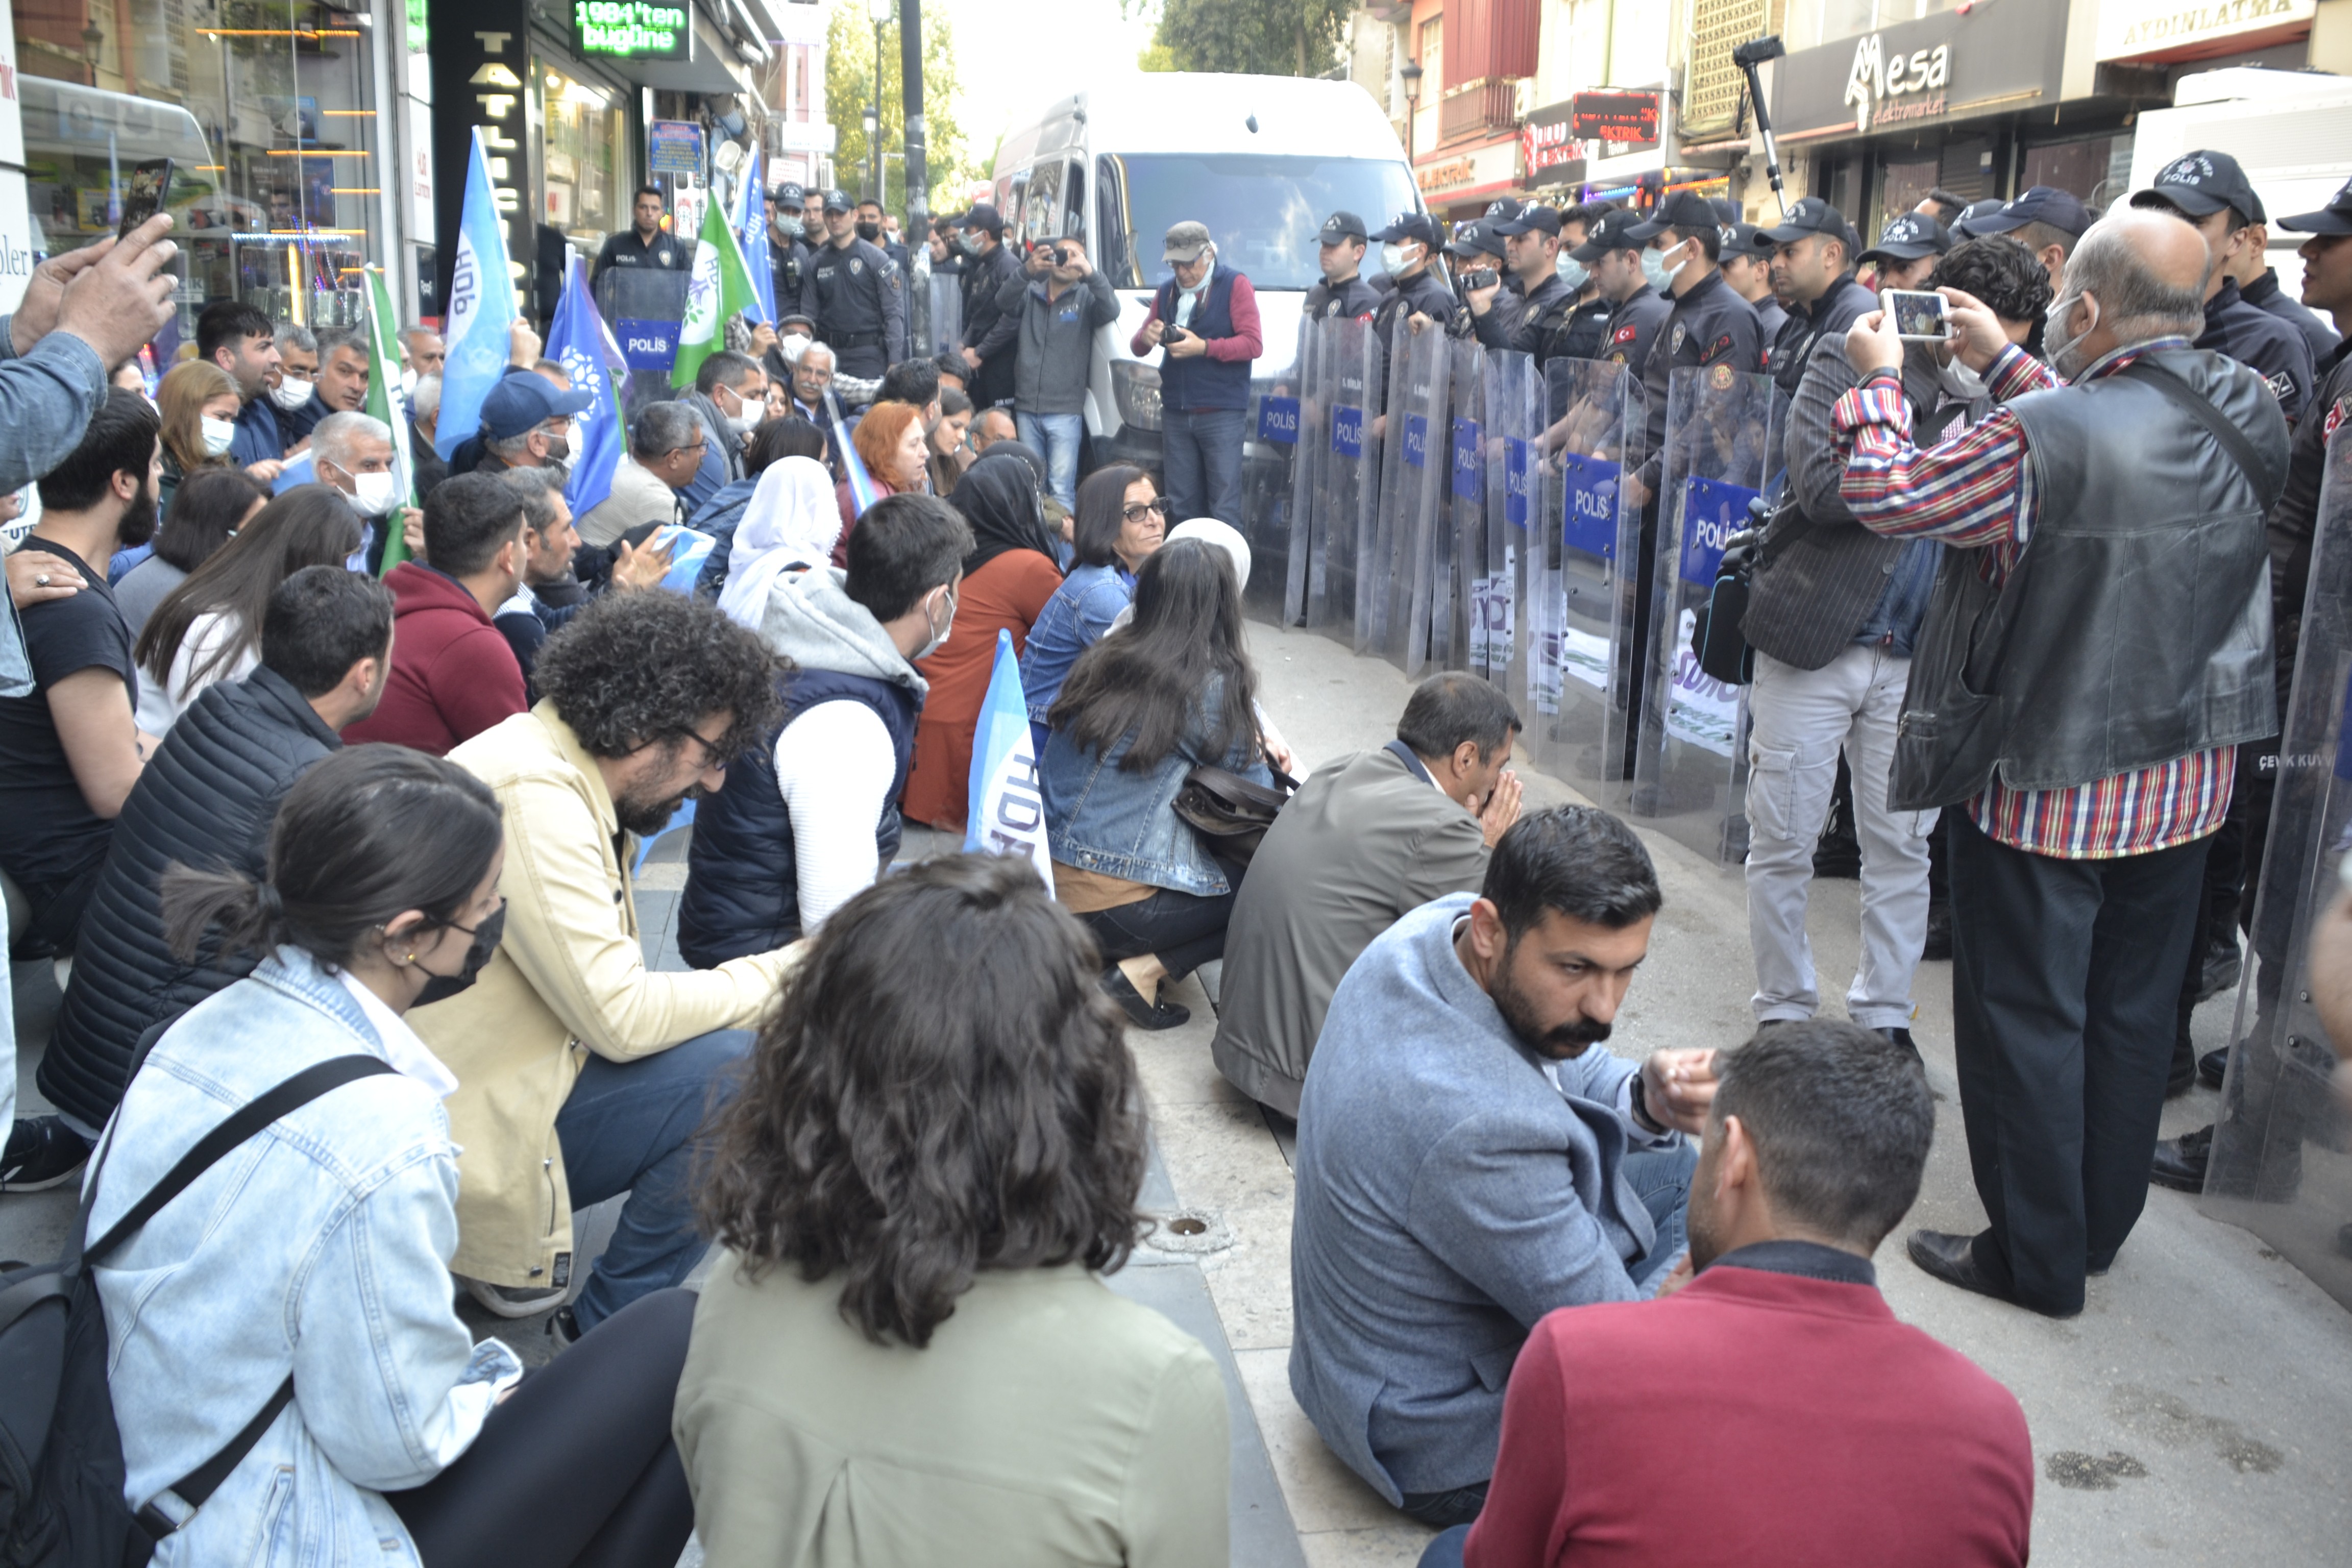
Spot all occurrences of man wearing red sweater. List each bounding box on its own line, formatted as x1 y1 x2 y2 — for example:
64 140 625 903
344 471 530 755
1426 1019 2032 1568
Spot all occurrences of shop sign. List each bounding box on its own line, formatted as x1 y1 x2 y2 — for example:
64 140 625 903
1772 2 2065 140
1520 103 1594 190
649 120 703 178
1417 158 1478 196
1844 34 1950 134
574 0 692 63
1569 91 1659 143
0 173 36 319
1417 137 1521 201
431 0 538 311
2096 0 2315 62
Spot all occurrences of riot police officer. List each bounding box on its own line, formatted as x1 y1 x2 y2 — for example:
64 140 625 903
1567 207 1671 377
769 180 815 317
1854 211 1953 293
1441 219 1508 339
1473 201 1580 369
1720 222 1787 345
956 202 1022 409
1304 211 1382 321
1369 212 1461 341
2132 152 2314 421
1759 197 1876 399
1623 189 1764 504
806 187 906 380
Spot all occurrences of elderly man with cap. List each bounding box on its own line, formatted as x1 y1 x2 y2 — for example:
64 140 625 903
1471 200 1580 368
1762 197 1878 399
1132 219 1263 528
805 187 905 380
1720 222 1788 345
768 180 816 315
2132 151 2313 422
472 370 593 477
594 185 691 279
1570 208 1673 380
1305 211 1382 323
1856 211 1952 293
1968 186 2092 295
957 202 1022 408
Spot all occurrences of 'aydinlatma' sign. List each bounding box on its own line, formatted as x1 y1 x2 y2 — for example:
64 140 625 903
574 0 692 62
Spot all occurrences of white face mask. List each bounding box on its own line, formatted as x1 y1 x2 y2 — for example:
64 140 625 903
915 585 956 659
401 366 419 399
1641 240 1689 293
270 376 313 411
200 416 237 456
780 332 812 364
1557 257 1590 292
727 409 760 437
1382 240 1421 277
2045 291 2100 381
1938 356 1988 400
349 470 400 517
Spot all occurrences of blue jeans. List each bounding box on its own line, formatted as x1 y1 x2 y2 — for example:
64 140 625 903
1161 405 1246 527
1016 409 1083 511
1418 1526 1470 1567
1623 1140 1697 1289
555 1027 752 1331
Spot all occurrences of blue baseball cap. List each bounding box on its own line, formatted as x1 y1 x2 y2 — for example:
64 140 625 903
478 371 592 441
1969 186 2093 240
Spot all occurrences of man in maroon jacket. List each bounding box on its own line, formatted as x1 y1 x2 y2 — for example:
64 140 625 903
344 472 530 755
1425 1019 2033 1568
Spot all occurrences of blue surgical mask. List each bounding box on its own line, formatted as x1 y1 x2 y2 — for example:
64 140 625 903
1557 257 1590 292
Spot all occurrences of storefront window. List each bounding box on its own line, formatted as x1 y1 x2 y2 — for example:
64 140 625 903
540 59 627 260
1808 0 1968 46
2022 134 2134 208
12 0 386 336
1876 154 1940 234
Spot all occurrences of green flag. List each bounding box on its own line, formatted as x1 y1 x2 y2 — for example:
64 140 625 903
671 191 763 389
363 267 418 576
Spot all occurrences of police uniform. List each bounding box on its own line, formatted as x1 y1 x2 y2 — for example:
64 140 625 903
1551 296 1616 362
1598 285 1670 375
593 223 691 277
2243 269 2340 363
1757 197 1878 399
806 190 907 379
1304 211 1382 321
2132 151 2316 422
1625 193 1765 494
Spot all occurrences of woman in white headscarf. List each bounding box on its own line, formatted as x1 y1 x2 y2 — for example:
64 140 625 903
715 456 843 629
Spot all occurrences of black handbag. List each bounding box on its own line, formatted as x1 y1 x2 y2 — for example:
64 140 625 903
1690 492 1818 686
1173 764 1298 875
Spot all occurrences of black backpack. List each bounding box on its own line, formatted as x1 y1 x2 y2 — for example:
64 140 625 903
0 1054 393 1566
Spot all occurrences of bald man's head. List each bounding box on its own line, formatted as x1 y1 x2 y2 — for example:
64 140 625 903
2049 209 2209 377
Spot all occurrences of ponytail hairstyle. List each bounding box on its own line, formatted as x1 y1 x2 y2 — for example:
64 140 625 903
161 747 502 969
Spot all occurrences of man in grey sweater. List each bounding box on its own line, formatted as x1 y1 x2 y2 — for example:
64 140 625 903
997 236 1118 510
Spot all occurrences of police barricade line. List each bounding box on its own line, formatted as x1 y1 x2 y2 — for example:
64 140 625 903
925 271 964 362
1240 339 1302 624
1361 318 1417 663
1321 316 1378 649
2202 426 2352 1309
1280 318 1322 627
1527 356 1637 800
1427 336 1487 675
1477 350 1539 694
1630 364 1774 865
1394 325 1453 677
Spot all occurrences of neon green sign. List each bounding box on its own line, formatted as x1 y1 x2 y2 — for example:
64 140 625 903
574 1 692 61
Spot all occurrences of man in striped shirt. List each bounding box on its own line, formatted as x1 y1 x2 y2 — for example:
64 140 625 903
1827 209 2289 1318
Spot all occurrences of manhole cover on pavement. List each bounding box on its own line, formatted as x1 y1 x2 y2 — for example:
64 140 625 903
1142 1208 1234 1256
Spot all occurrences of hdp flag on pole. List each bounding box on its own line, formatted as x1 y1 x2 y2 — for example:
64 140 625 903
965 629 1054 889
547 256 629 518
737 147 777 325
673 185 765 388
436 127 519 461
362 266 418 573
824 388 878 515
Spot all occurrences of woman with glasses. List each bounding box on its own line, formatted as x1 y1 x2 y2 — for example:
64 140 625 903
93 745 700 1568
1018 464 1168 756
1042 537 1273 1029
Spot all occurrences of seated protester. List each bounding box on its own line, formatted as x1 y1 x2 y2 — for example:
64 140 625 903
1019 463 1165 754
1428 1022 2032 1568
674 350 768 516
830 401 931 566
343 472 531 756
1214 673 1525 1116
710 456 845 632
490 467 671 699
1041 537 1270 1032
409 591 791 1338
1289 807 1716 1529
678 853 1228 1563
131 485 361 734
925 384 974 496
101 746 697 1568
464 369 590 481
0 389 161 958
308 410 412 574
152 359 241 518
901 450 1065 832
577 401 702 547
33 567 391 1183
114 465 266 635
680 492 968 965
691 415 828 601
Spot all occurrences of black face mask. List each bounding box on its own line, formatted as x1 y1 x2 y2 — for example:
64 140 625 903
856 220 882 242
413 905 506 1007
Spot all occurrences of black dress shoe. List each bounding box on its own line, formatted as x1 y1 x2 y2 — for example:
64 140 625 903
1879 1026 1921 1063
1906 1230 2079 1318
2197 939 2243 1003
2198 1045 2231 1090
1920 903 1953 962
2149 1125 2212 1192
1101 967 1190 1031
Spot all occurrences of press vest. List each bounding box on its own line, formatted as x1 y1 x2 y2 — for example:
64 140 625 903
1154 267 1251 411
1891 349 2289 811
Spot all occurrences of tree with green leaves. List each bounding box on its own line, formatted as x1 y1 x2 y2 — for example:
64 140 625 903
1137 0 1352 78
824 0 978 214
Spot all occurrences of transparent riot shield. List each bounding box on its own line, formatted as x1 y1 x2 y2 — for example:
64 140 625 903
1240 336 1303 624
594 267 691 382
925 270 964 360
1319 316 1378 648
1528 356 1638 799
1630 365 1775 864
2202 431 2352 1310
1364 320 1449 671
1284 317 1329 628
1477 350 1540 692
1425 336 1487 674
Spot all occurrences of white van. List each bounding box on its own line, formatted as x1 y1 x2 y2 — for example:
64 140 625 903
985 72 1418 473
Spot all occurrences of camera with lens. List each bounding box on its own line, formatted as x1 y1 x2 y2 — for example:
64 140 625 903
1458 267 1499 294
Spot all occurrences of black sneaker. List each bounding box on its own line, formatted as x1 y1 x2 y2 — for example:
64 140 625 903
1101 967 1189 1031
2197 939 2243 1003
1879 1027 1922 1063
1920 903 1952 962
550 1306 582 1346
2199 1045 2231 1090
0 1116 91 1193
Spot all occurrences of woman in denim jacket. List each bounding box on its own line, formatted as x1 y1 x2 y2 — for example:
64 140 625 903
1043 537 1272 1031
95 746 697 1567
1019 463 1167 755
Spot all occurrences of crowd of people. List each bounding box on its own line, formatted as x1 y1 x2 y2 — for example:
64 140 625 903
0 135 2345 1566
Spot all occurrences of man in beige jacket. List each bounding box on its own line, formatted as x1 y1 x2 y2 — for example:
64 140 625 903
410 591 792 1341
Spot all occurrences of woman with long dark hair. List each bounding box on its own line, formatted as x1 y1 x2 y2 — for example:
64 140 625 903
154 360 242 511
1043 537 1271 1028
133 485 360 734
113 466 268 635
899 449 1065 830
679 853 1227 1563
1018 463 1167 754
96 746 698 1568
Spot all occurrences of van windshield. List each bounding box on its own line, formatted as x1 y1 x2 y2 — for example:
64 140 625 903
1101 153 1419 291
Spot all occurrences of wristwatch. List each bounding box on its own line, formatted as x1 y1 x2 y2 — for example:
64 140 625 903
1628 1071 1665 1136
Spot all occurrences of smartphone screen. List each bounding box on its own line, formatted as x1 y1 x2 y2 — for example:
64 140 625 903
117 158 174 239
1883 288 1949 341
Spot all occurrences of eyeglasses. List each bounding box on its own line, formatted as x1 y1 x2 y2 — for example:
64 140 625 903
1121 499 1171 523
674 729 730 773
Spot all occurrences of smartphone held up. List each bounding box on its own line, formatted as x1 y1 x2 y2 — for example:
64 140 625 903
117 159 175 240
1882 288 1950 343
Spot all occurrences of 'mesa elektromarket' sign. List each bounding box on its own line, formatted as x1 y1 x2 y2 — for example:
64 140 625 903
575 0 693 62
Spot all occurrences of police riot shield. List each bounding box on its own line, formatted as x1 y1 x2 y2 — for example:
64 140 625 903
1427 336 1488 674
593 266 691 380
1475 349 1540 692
1283 317 1329 627
1241 335 1303 623
1318 316 1379 647
1526 356 1639 799
2201 430 2352 1310
1364 320 1450 671
1630 364 1775 864
925 269 963 361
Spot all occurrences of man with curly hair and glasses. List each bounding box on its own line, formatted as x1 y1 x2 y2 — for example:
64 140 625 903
410 591 790 1344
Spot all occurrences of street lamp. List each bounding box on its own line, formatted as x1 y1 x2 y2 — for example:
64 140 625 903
1400 59 1423 163
866 0 891 203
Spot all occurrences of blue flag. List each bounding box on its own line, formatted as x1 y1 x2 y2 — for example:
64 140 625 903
547 256 629 517
737 148 776 325
436 128 520 461
965 629 1053 888
825 389 879 516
